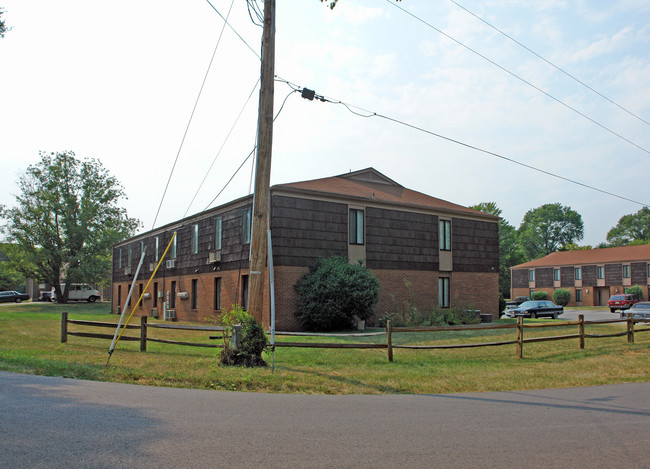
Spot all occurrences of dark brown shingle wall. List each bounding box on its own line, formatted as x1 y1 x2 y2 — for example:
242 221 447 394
451 218 499 273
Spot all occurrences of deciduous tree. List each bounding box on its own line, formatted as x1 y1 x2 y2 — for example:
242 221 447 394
2 151 140 302
605 207 650 247
517 203 583 260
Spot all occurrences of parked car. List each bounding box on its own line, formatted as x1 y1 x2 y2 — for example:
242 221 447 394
507 300 564 319
0 291 30 303
505 296 531 308
39 290 52 302
621 301 650 320
51 284 101 302
608 294 639 313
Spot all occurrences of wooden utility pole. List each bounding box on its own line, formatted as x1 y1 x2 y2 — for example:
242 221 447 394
248 0 275 324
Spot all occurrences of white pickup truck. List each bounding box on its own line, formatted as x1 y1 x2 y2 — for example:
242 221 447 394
52 284 101 302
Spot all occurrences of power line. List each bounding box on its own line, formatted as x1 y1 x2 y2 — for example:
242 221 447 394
151 0 236 230
206 0 261 60
385 0 650 156
448 0 650 127
278 79 648 207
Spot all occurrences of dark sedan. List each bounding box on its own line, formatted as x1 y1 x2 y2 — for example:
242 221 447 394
509 300 564 319
0 291 30 303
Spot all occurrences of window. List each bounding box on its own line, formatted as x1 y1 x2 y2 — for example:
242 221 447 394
153 282 158 308
241 275 249 311
349 209 364 245
128 246 133 267
529 270 535 282
623 265 630 278
191 279 198 310
438 277 450 308
214 277 222 310
575 267 582 280
171 235 177 258
170 281 176 309
155 236 160 262
439 220 451 251
117 285 122 306
553 269 560 281
118 249 122 269
138 284 143 308
192 223 199 255
242 207 252 244
215 217 222 250
576 289 583 302
597 266 604 279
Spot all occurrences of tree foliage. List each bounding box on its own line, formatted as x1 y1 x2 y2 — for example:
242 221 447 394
2 151 140 301
0 7 10 38
553 289 571 306
469 201 526 297
294 256 380 331
517 203 584 260
605 207 650 247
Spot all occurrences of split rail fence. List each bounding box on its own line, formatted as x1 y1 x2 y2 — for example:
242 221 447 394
60 313 649 362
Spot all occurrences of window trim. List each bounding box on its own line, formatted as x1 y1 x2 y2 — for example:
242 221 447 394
349 208 365 245
439 219 451 251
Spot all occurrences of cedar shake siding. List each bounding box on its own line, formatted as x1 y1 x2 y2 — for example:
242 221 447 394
560 267 574 287
535 268 554 288
451 218 499 273
365 207 438 271
512 269 529 289
605 264 622 286
582 265 597 286
631 262 646 285
270 195 348 266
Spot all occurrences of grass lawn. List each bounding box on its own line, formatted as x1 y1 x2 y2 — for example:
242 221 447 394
1 301 648 394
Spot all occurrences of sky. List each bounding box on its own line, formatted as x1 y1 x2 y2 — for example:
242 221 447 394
1 0 649 246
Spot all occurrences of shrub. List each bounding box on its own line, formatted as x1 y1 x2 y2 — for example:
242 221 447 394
625 285 644 300
378 279 425 327
429 304 481 326
294 256 380 331
531 291 548 301
215 305 268 367
553 289 571 306
498 293 506 314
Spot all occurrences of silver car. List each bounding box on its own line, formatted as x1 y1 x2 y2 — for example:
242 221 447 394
622 301 650 320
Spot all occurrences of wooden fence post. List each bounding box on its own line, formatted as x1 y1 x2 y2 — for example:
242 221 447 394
387 320 393 363
140 316 147 352
579 314 585 349
516 317 523 359
627 314 634 344
61 312 68 343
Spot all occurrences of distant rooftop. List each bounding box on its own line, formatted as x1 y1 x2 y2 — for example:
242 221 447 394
512 244 650 269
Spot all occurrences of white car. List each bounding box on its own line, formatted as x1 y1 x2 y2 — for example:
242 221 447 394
52 284 101 302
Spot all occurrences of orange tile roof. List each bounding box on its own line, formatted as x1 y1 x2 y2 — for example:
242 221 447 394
272 168 496 219
513 244 650 269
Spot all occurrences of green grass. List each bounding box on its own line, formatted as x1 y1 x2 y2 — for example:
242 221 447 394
1 302 648 394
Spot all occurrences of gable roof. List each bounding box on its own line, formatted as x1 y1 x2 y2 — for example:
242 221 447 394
273 168 496 220
513 244 650 269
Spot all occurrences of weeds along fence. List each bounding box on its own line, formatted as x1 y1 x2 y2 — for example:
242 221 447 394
60 313 649 361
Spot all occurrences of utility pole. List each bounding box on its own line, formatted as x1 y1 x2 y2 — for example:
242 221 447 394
248 0 275 324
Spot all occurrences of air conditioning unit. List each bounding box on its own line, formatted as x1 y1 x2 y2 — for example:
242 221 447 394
166 259 175 269
177 291 189 299
149 263 155 272
208 250 222 263
165 309 176 320
150 308 158 318
124 266 132 275
142 292 151 300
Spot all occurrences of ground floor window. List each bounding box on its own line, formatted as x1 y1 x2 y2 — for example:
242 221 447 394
438 277 450 308
117 285 121 306
191 279 198 310
170 281 176 309
576 289 583 302
153 282 158 308
138 284 143 308
241 275 249 311
214 277 222 311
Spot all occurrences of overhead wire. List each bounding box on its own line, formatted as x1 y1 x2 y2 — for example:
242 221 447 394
447 0 650 127
276 78 648 207
151 0 236 230
206 0 261 60
384 0 650 156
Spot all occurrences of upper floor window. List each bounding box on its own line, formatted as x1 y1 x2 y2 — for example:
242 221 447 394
128 246 133 267
439 219 451 251
118 249 122 269
242 207 252 244
192 223 199 255
553 268 560 281
171 235 177 258
623 265 630 278
597 266 604 279
215 217 222 250
529 270 535 282
575 267 582 280
349 209 364 245
155 236 159 262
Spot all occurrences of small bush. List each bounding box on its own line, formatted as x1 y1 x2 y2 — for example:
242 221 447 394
531 291 548 301
215 305 268 367
553 289 571 306
294 256 380 331
430 304 481 326
625 285 644 300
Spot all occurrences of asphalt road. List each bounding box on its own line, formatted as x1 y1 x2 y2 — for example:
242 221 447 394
1 371 648 468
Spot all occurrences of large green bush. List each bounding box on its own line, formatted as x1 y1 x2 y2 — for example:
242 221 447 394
531 291 548 300
216 306 268 367
553 289 571 306
294 256 380 331
625 285 644 300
